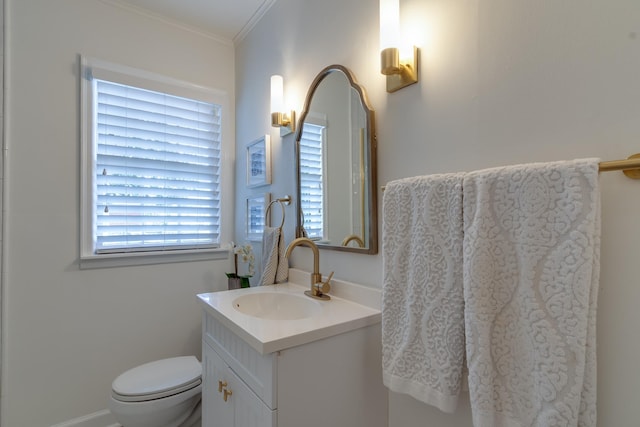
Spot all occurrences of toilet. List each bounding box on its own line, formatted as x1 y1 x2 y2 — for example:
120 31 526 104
110 356 202 427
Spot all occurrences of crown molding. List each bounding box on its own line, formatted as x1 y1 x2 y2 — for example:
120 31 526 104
98 0 234 47
233 0 278 45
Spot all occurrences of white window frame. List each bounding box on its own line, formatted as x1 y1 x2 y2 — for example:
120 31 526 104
79 56 232 269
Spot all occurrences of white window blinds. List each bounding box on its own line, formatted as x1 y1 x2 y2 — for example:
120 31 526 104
94 79 221 253
299 123 324 240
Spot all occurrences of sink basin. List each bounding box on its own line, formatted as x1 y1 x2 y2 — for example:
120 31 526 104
232 292 322 320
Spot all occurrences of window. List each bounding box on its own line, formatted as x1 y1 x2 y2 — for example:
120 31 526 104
299 121 325 240
80 57 230 267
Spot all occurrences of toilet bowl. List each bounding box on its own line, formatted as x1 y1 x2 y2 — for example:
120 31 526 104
110 356 202 427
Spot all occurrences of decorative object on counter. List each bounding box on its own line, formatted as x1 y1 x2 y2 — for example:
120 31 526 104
226 242 255 289
246 193 270 241
246 135 271 188
259 196 292 286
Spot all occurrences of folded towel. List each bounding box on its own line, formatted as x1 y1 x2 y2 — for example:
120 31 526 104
258 226 289 286
382 173 466 413
462 159 600 427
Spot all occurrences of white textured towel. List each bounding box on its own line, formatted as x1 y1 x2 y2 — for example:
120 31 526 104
258 226 289 286
463 159 600 427
382 174 466 413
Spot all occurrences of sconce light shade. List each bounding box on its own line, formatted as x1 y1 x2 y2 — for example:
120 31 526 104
270 75 284 113
379 0 419 93
379 0 400 51
270 75 295 136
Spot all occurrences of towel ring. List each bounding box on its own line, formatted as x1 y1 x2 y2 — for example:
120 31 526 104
265 196 291 229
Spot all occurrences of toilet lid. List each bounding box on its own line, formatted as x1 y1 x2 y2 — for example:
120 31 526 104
112 356 202 402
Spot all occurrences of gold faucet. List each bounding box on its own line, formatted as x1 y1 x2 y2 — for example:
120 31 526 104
285 237 332 300
341 234 365 248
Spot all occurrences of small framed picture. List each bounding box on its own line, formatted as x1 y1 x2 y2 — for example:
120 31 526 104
246 193 271 241
246 135 271 188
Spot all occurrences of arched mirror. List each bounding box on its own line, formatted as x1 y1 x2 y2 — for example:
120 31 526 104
295 65 377 254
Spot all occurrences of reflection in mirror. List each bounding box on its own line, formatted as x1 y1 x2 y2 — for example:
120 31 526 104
295 65 377 254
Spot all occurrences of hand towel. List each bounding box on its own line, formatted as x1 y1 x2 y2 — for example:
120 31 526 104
258 226 289 286
382 173 466 414
462 159 600 427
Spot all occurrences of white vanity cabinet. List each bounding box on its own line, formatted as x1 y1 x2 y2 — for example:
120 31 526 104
201 306 387 427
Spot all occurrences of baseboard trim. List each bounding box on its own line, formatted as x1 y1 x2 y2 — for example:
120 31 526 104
50 409 120 427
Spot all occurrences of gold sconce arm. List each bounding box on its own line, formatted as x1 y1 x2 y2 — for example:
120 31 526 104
381 46 419 93
271 111 296 136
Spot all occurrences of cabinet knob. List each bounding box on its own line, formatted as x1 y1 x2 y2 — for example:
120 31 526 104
223 388 233 402
218 380 227 393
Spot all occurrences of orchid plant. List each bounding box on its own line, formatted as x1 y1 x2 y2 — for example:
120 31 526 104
226 242 255 279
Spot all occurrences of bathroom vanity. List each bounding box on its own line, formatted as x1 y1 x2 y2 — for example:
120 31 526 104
197 269 387 427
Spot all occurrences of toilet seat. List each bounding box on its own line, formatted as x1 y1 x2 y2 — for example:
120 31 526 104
112 356 202 403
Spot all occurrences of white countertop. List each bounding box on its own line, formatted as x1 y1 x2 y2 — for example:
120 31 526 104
197 270 381 354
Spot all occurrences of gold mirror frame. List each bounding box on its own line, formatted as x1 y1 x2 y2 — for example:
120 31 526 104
294 65 378 254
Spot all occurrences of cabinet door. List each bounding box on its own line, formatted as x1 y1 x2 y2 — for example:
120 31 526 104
229 367 276 427
203 341 276 427
202 342 234 427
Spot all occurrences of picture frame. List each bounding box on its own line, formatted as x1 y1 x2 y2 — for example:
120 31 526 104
246 193 271 241
246 135 272 188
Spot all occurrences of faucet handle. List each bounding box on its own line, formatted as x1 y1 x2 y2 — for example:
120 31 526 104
324 271 334 284
316 271 334 294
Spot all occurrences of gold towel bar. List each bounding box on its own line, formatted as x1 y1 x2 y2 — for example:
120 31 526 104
381 153 640 191
598 154 640 178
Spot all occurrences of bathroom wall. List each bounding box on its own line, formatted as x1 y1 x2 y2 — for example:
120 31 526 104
236 0 640 426
2 1 235 425
0 0 5 410
0 0 4 407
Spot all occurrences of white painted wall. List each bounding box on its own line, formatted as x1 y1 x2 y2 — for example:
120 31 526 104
0 0 5 415
236 0 640 426
3 1 235 426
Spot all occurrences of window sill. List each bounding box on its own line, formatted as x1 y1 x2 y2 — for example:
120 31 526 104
79 247 230 270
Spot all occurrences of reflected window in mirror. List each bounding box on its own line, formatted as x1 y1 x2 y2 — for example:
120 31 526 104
299 120 325 240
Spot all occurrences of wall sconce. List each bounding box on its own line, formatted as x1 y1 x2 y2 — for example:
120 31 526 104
270 75 295 136
379 0 418 93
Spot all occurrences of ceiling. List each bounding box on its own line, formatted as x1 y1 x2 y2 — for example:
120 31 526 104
106 0 276 43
